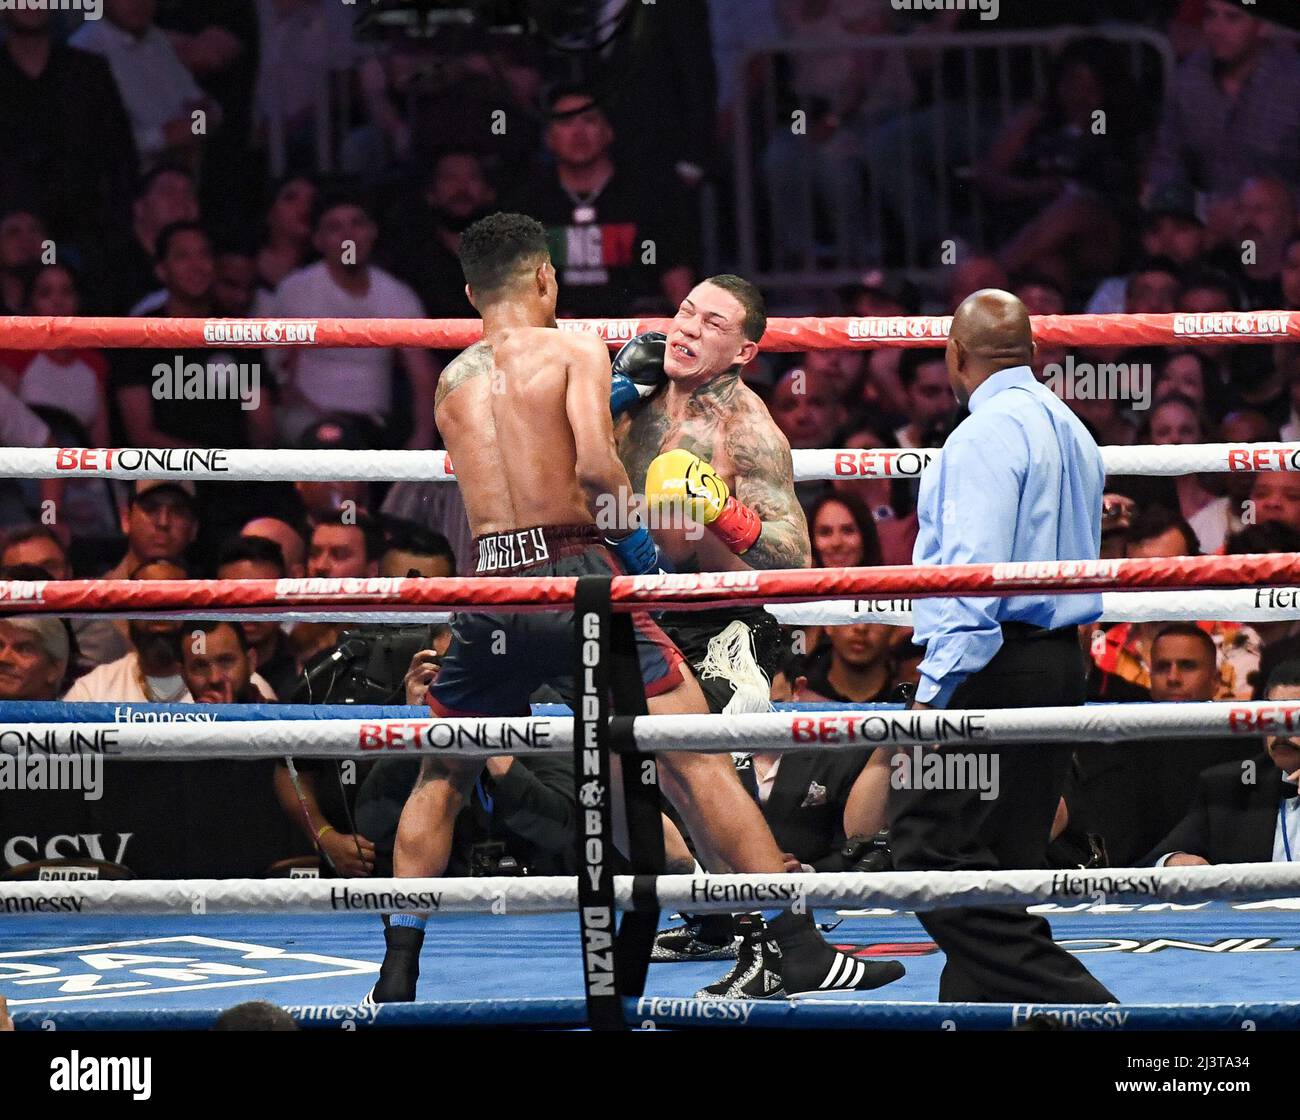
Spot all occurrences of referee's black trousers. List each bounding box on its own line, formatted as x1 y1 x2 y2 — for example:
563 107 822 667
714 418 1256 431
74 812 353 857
887 626 1117 1004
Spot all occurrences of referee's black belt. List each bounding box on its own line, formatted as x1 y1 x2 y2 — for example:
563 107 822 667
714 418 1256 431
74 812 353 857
1000 621 1077 641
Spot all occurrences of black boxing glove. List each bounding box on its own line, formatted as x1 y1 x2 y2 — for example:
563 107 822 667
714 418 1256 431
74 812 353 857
610 331 667 417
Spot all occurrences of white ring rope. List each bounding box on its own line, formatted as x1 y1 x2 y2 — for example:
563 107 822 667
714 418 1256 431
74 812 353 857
1 442 1296 483
6 701 1289 759
3 864 1298 916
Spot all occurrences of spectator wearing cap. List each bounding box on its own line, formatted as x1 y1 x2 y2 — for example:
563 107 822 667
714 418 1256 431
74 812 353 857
1 526 128 672
1086 185 1208 314
1146 658 1300 867
216 535 300 702
264 190 437 451
103 480 198 581
1145 0 1300 230
502 85 695 317
0 615 69 701
292 415 375 523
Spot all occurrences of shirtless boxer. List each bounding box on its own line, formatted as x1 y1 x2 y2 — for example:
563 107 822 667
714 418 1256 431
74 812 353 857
367 215 901 1003
614 275 904 998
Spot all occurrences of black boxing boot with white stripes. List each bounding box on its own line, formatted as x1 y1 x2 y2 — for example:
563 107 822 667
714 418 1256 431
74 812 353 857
766 910 905 996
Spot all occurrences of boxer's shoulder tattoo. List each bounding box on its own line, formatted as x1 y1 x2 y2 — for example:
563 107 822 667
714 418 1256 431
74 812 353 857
435 342 494 407
725 408 811 570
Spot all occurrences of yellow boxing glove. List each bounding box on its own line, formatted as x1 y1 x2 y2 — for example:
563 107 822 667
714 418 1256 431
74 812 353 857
644 448 762 554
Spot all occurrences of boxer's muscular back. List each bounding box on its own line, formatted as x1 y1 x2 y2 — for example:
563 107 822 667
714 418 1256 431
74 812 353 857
435 328 597 536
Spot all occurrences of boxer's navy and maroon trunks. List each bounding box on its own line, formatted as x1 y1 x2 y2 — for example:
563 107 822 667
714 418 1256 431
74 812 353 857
428 523 684 716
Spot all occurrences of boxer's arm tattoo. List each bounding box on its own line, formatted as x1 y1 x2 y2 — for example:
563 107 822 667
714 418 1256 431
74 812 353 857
726 420 811 569
434 342 494 408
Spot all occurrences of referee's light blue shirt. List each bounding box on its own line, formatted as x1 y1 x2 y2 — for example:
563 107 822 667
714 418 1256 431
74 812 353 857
912 365 1105 707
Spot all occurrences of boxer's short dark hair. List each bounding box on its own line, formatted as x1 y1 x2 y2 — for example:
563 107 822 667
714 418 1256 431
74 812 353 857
459 212 550 293
704 274 767 342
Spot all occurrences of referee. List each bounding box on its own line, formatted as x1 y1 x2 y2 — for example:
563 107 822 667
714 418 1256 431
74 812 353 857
890 289 1116 1003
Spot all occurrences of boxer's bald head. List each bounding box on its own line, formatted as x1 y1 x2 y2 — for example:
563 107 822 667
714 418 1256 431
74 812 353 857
946 288 1036 406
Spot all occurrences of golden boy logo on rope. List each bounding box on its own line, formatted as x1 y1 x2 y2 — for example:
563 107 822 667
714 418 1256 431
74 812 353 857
201 320 319 345
1173 312 1290 338
846 316 952 342
556 319 639 342
991 559 1122 583
273 577 406 599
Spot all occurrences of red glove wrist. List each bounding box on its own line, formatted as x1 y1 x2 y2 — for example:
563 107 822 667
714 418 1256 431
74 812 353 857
710 496 762 554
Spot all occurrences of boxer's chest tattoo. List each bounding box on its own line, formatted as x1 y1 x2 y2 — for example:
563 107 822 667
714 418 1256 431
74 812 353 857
620 374 741 487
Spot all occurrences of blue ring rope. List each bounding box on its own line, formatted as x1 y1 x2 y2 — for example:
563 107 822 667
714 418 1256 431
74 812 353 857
13 998 1300 1031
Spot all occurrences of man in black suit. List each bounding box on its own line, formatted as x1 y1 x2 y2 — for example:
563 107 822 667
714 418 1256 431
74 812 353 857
1145 659 1300 866
1075 624 1256 865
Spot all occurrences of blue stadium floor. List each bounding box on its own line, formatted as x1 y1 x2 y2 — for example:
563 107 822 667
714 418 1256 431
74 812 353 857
5 901 1300 1028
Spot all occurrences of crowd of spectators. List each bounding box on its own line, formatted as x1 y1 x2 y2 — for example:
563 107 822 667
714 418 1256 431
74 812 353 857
0 1 1298 881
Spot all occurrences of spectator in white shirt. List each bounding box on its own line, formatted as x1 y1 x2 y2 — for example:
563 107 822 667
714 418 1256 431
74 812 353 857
64 558 273 703
70 0 222 171
267 190 438 449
